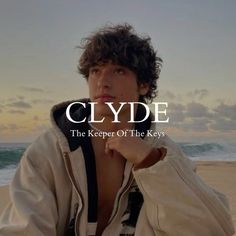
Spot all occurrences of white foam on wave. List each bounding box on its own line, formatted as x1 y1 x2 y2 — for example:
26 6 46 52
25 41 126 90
189 153 236 161
0 165 17 186
180 142 236 161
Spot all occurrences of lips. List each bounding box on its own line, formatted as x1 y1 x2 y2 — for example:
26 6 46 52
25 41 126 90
94 94 115 102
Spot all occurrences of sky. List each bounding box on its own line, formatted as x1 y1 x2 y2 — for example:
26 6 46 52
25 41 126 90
0 0 236 143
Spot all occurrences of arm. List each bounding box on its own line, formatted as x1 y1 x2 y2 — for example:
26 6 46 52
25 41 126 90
0 144 58 236
132 141 235 236
106 134 235 235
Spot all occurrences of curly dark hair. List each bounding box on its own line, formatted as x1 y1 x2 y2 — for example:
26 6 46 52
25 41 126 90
78 23 163 103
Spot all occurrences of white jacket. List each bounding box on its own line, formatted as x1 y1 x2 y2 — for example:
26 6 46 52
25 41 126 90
0 100 235 236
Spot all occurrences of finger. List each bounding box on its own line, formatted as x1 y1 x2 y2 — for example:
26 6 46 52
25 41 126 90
119 128 133 137
105 141 110 154
105 141 114 157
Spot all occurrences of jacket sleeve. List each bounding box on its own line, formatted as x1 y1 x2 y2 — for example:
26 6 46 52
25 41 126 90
0 144 58 236
133 136 235 236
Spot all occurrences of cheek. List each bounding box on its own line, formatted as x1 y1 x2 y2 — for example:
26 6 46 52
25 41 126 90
88 79 95 91
119 90 139 101
88 82 95 98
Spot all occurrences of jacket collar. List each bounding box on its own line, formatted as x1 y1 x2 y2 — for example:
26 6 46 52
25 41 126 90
50 99 152 152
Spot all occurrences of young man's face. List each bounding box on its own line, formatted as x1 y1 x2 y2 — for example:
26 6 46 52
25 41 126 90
88 61 149 118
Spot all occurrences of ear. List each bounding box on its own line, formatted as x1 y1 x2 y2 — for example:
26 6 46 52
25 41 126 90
138 83 149 96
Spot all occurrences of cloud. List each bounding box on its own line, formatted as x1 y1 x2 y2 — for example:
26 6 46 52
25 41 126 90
159 90 183 102
161 100 236 133
208 103 236 131
167 101 236 132
209 117 236 131
162 90 176 100
181 118 210 132
0 124 24 132
215 98 225 104
31 99 55 104
213 103 236 120
33 115 39 121
0 125 8 131
8 101 32 109
30 124 49 133
186 102 212 118
20 86 46 93
165 102 211 131
3 96 54 111
8 124 19 129
17 95 25 100
144 100 236 133
186 89 209 100
8 109 26 114
168 103 185 111
1 97 31 112
6 98 16 102
168 103 185 123
158 89 209 104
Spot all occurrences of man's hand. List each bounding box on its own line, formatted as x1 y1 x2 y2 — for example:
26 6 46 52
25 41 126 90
105 129 153 165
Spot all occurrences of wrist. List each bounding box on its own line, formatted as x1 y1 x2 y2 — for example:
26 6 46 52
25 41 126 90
135 145 153 165
134 147 167 170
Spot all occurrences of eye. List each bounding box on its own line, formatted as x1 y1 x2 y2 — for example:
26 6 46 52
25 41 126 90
90 67 100 74
114 68 125 75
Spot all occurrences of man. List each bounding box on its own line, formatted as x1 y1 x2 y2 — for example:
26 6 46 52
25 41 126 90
0 24 235 236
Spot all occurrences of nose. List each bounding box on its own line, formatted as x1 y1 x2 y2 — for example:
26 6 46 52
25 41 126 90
97 69 112 89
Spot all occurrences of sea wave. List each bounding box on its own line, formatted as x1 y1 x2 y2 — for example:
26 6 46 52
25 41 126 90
0 142 235 186
0 165 17 186
0 142 235 169
0 143 28 169
180 142 236 161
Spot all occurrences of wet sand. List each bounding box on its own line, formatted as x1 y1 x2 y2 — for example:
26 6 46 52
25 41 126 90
196 161 236 233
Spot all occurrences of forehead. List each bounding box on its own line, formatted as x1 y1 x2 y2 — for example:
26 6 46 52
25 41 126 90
89 60 139 79
91 60 124 68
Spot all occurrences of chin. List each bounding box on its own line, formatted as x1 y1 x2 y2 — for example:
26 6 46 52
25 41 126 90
94 104 114 117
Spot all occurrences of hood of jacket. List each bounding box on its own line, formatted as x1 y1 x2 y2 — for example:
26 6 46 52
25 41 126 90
50 98 152 152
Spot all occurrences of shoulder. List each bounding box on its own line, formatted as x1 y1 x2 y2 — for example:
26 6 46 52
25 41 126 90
22 128 65 166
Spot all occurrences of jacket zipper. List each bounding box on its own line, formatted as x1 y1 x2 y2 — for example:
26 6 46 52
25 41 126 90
106 174 134 227
66 203 79 235
170 158 234 235
63 152 83 236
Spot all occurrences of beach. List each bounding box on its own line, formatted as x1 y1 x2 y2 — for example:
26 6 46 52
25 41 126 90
0 161 236 233
196 161 236 233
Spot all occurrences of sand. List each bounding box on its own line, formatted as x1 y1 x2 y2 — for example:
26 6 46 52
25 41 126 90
0 161 236 233
196 161 236 233
0 185 9 215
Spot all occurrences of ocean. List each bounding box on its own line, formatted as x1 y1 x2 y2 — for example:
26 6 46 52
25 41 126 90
0 142 236 186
